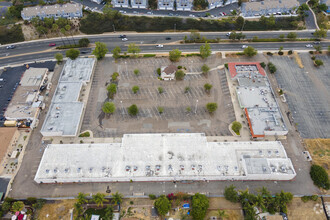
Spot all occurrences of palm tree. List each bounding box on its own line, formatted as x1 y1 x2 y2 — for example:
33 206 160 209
112 192 123 205
92 193 109 207
217 209 228 220
77 192 88 204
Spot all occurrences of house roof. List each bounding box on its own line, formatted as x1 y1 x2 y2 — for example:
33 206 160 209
163 65 177 75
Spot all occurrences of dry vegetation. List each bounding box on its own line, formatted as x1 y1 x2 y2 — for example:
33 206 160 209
305 139 330 175
37 199 77 220
287 197 325 220
293 51 304 68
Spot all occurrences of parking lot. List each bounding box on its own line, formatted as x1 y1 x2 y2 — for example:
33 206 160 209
0 61 56 126
81 56 236 137
271 53 330 139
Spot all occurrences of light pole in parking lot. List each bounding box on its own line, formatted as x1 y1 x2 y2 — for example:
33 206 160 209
120 100 124 114
195 99 198 114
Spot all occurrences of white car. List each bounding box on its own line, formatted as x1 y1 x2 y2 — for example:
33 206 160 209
226 32 231 36
305 44 313 48
156 44 164 48
122 38 128 41
242 45 248 49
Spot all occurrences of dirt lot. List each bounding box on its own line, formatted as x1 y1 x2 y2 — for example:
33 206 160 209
81 55 236 137
37 199 77 220
305 139 330 175
287 197 326 220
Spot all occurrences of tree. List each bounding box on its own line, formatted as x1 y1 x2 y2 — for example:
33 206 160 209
175 70 185 80
201 64 210 76
79 38 90 47
104 205 114 220
287 32 297 40
1 201 11 212
112 46 121 59
128 104 139 116
231 121 242 135
54 53 63 64
169 49 182 62
319 3 327 11
190 31 201 41
102 102 116 114
243 46 257 57
154 195 171 217
134 69 140 76
107 83 117 98
77 192 88 204
224 185 239 203
158 87 164 94
279 34 285 41
74 202 84 217
229 31 237 40
111 192 123 205
235 16 244 29
11 201 24 212
132 85 140 94
127 43 141 57
260 62 266 68
314 59 324 67
92 193 109 207
66 48 80 60
200 42 211 59
52 23 59 32
191 193 209 220
158 106 164 114
206 103 218 113
268 62 277 73
313 29 327 39
314 45 322 53
204 83 212 93
111 72 119 81
217 210 228 220
92 42 108 60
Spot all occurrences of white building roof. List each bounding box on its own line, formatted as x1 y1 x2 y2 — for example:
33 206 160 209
34 133 296 183
21 3 82 18
20 68 48 87
59 58 95 83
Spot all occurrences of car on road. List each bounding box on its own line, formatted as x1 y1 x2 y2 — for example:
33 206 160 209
49 43 56 47
242 45 248 49
122 38 128 41
119 10 126 14
313 41 320 44
6 45 15 49
119 35 127 38
166 37 171 40
189 14 195 17
133 11 138 14
226 32 232 36
156 44 164 48
147 11 153 15
305 44 313 48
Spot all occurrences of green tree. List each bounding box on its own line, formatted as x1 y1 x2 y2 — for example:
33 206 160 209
158 87 164 94
314 59 324 67
204 83 212 93
206 103 218 113
268 62 277 73
313 28 327 39
66 48 80 60
92 193 109 207
184 86 191 93
111 192 123 205
319 3 327 11
158 106 164 114
224 185 239 203
104 205 114 220
134 69 140 76
279 34 285 41
54 53 63 64
128 104 139 116
77 192 88 204
112 46 121 59
154 195 171 217
231 121 242 135
169 49 182 62
217 210 228 220
191 193 209 220
11 201 24 212
107 83 117 98
201 64 210 76
175 70 185 80
74 202 84 217
235 16 244 29
200 42 211 59
1 202 11 212
51 23 59 32
127 43 141 57
44 17 54 28
314 45 322 53
111 72 119 81
287 32 297 40
132 85 140 94
243 46 257 57
92 42 108 60
78 38 90 47
102 102 116 114
190 30 201 40
229 31 237 40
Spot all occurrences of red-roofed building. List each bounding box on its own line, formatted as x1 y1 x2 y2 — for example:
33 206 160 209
228 62 266 79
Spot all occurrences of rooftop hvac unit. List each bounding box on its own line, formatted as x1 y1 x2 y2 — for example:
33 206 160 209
133 166 138 171
65 168 69 173
191 165 196 170
180 165 184 170
217 166 221 171
168 165 173 172
54 168 58 173
155 165 161 171
46 169 50 173
145 165 150 171
126 166 131 172
89 167 93 173
77 167 81 173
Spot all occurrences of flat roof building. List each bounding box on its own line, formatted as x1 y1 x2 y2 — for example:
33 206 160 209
228 62 288 138
40 58 95 137
241 0 299 17
34 133 296 183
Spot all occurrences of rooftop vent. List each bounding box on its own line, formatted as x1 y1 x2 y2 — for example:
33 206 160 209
46 169 50 173
191 165 196 170
180 165 184 170
133 166 138 171
126 166 131 172
77 167 81 173
155 165 161 171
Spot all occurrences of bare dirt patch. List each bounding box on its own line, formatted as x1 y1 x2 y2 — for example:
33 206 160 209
305 139 330 175
37 199 76 220
287 197 326 220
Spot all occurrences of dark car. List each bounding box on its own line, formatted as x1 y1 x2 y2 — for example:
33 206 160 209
166 37 171 40
81 50 91 54
119 35 127 38
6 45 16 49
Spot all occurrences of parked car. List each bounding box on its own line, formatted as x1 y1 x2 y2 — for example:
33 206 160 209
165 37 172 40
242 45 248 49
305 44 313 48
156 44 164 48
49 43 56 47
6 45 16 49
147 11 153 15
122 38 128 41
119 35 127 38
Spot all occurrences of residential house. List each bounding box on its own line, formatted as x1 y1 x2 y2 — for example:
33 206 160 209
158 0 175 10
21 3 83 21
131 0 148 8
161 65 177 80
176 0 193 11
241 0 299 17
112 0 130 8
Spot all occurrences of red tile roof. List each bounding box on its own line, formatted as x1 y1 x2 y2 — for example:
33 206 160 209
228 62 266 78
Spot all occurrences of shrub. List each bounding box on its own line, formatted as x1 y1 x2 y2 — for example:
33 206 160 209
128 104 139 116
158 87 164 94
266 52 273 56
243 46 257 57
204 83 212 93
201 64 210 75
132 86 140 94
157 68 161 76
206 103 218 113
301 195 319 202
260 62 266 68
107 83 117 98
175 70 185 80
224 63 228 69
288 50 293 55
311 56 316 60
309 51 314 54
184 86 190 93
178 65 183 69
11 201 24 212
186 107 191 112
54 53 63 64
78 38 90 47
79 132 90 137
149 194 157 200
134 69 140 76
112 72 119 81
224 185 238 203
169 49 182 62
158 107 164 114
66 48 80 60
231 121 242 135
268 62 277 74
143 54 156 57
314 59 324 66
278 51 284 55
191 193 209 220
310 164 329 189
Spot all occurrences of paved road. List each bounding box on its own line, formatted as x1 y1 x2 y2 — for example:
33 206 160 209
305 9 318 30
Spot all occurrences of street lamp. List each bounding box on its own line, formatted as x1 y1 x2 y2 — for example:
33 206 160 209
195 100 198 114
120 101 124 114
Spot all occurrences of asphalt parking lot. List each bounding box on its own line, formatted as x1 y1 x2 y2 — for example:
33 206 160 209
0 61 56 126
81 56 236 137
270 53 330 139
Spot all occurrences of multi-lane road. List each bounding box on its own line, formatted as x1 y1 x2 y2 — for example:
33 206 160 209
0 31 329 66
